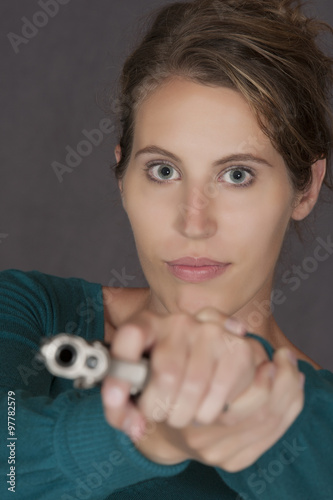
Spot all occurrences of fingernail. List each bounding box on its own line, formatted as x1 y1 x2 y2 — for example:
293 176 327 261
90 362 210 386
224 317 246 336
104 387 126 408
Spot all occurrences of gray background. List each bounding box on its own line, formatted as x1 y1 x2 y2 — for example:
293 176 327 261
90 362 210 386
1 0 332 369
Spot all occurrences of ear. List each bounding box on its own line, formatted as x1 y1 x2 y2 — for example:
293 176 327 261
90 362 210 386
291 159 326 221
115 144 122 167
114 145 126 209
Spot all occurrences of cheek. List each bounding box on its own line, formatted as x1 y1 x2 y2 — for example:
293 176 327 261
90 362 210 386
230 187 293 267
124 186 172 251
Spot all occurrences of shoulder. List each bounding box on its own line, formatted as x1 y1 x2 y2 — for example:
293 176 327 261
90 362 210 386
0 268 91 291
0 268 102 333
0 268 99 306
0 268 54 309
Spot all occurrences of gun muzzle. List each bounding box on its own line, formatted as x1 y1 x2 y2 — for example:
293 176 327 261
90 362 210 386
38 333 149 394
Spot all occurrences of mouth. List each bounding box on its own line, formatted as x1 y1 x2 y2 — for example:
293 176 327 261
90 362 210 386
165 257 231 283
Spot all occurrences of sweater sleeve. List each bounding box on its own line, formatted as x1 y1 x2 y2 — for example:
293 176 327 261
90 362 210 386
214 335 333 499
0 269 190 500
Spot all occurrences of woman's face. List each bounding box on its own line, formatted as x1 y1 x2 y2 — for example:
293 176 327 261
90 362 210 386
116 78 300 319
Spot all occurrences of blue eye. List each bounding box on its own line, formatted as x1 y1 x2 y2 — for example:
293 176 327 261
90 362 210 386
145 162 181 183
222 167 254 187
144 162 255 187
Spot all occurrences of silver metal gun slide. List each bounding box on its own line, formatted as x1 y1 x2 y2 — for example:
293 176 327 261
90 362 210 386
36 333 150 394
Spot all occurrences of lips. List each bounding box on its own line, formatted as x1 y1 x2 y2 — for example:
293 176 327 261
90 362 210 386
167 257 227 267
165 257 230 283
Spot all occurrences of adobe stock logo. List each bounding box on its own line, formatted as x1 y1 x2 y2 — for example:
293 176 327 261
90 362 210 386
7 0 71 54
51 118 115 183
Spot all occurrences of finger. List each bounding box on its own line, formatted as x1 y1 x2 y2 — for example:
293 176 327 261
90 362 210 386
221 356 305 472
194 337 255 424
219 350 304 469
272 347 299 376
228 349 303 429
214 425 274 471
137 329 188 421
101 376 146 442
195 307 247 336
196 350 304 470
192 358 229 424
188 407 274 467
217 349 299 425
196 397 278 468
194 307 248 357
270 348 305 418
166 332 216 428
217 360 276 424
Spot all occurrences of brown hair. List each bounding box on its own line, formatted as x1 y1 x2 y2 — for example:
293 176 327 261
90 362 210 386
111 0 333 198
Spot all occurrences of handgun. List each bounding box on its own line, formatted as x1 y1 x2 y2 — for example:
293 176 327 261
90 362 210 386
36 333 150 394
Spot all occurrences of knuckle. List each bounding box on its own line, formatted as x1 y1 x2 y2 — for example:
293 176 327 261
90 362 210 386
183 374 206 394
210 379 227 396
167 412 189 429
152 349 183 386
158 368 181 387
194 413 212 425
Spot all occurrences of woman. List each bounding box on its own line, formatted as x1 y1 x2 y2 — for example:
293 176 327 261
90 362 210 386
1 0 332 499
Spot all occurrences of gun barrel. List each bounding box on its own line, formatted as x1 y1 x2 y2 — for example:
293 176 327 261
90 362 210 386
38 333 150 393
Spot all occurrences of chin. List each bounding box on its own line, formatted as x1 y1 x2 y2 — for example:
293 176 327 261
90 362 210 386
173 289 231 316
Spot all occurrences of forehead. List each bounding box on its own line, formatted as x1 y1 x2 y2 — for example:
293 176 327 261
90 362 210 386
132 78 276 160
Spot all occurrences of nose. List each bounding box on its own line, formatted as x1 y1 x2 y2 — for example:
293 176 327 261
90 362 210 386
175 186 218 239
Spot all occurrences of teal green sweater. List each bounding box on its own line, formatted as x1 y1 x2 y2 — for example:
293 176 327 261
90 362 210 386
0 269 332 499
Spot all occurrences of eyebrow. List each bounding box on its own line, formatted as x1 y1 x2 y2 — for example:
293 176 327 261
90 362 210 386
134 145 273 168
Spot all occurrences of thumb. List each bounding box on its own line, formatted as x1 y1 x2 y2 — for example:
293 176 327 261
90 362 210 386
194 307 247 336
218 360 276 423
273 347 298 369
271 347 304 396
